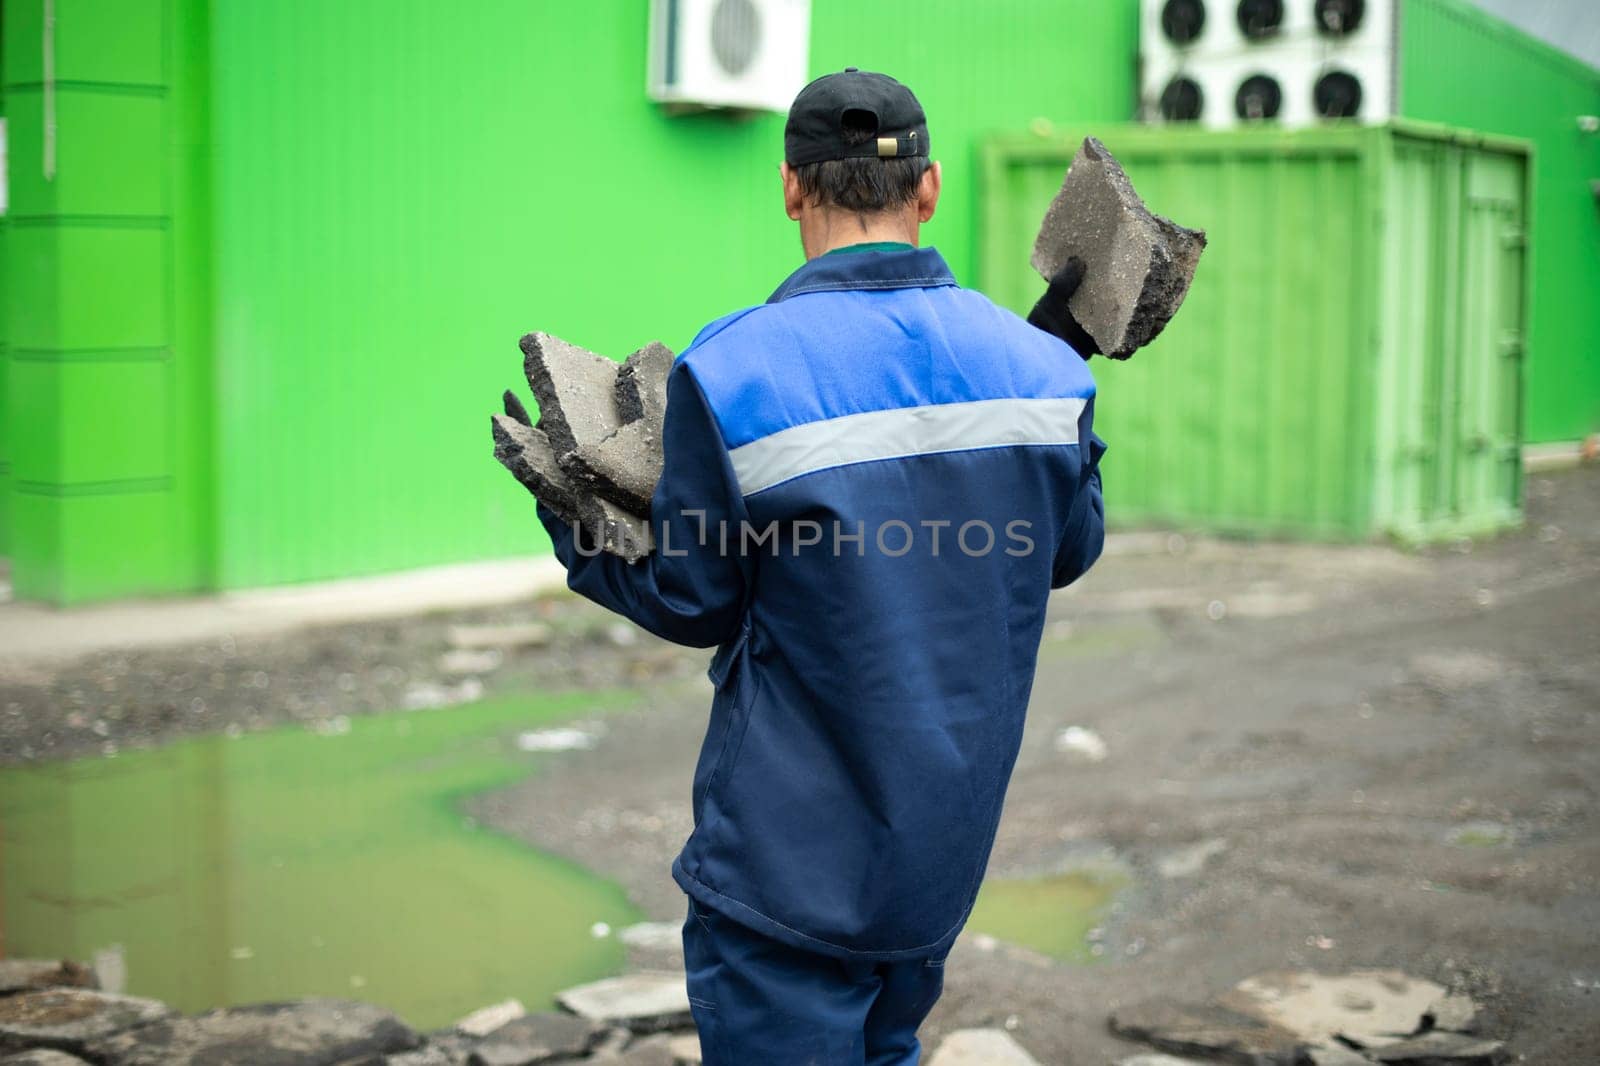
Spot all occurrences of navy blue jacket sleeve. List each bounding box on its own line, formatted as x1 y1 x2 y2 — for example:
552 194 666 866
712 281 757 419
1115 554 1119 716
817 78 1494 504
536 361 750 648
1052 398 1106 589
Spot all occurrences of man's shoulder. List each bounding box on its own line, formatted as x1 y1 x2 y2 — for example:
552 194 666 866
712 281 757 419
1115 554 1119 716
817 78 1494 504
680 300 797 373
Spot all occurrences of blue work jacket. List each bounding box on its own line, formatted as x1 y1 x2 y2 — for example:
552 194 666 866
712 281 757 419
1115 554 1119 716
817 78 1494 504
537 245 1105 962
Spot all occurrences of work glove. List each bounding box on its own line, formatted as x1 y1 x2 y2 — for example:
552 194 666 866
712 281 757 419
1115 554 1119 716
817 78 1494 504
1027 257 1101 359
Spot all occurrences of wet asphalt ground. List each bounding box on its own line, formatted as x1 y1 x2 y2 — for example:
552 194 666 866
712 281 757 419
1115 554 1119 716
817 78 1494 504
3 467 1596 1062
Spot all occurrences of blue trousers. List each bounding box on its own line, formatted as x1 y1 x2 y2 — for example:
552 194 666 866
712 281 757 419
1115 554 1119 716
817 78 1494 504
681 895 949 1065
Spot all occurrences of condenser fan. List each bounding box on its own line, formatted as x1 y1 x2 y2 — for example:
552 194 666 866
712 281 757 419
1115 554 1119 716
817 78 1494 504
1314 0 1366 36
1160 76 1205 121
1236 0 1284 40
1161 0 1207 44
1235 74 1283 119
1314 70 1364 118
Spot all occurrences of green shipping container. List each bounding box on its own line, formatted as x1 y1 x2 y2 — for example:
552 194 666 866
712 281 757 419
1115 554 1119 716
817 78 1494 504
980 121 1530 543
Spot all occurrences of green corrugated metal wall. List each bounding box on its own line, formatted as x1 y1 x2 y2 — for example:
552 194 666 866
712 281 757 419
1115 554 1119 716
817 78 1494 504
205 0 1140 591
980 123 1528 542
0 0 1141 602
1400 0 1600 445
1 0 213 602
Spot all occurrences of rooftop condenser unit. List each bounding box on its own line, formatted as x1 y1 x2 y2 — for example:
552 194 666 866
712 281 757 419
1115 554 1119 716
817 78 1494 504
649 0 812 114
1141 0 1396 128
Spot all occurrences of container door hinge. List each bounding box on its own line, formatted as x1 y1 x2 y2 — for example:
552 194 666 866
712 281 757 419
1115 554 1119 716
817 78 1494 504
1501 230 1527 249
1498 333 1526 358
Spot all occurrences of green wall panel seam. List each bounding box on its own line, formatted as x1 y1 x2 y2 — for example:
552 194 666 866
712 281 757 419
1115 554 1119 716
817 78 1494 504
12 346 172 363
16 477 174 497
8 216 170 229
3 81 168 96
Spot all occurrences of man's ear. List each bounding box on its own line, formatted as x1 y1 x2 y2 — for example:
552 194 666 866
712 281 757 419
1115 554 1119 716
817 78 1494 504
780 162 805 221
916 161 942 224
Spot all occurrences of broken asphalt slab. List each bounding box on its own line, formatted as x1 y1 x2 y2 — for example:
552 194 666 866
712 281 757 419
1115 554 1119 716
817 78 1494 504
520 332 629 457
561 419 664 516
615 341 674 427
490 414 584 521
495 333 673 561
1032 136 1206 359
1113 971 1499 1066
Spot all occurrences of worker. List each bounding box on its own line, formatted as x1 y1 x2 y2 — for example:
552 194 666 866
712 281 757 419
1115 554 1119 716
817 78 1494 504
535 67 1105 1066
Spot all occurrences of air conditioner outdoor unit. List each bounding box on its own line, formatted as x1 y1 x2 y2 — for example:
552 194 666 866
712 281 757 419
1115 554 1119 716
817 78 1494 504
649 0 811 114
1141 0 1396 128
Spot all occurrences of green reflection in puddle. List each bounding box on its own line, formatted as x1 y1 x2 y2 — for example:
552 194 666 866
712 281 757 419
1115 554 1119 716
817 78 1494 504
0 693 643 1030
965 868 1127 962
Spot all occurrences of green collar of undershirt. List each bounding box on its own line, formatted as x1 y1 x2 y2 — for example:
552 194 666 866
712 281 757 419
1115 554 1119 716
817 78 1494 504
822 241 916 257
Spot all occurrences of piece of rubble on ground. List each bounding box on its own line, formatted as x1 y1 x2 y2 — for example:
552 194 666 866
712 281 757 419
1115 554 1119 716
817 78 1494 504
1113 971 1502 1066
555 972 694 1034
1368 1031 1506 1064
1220 970 1464 1051
0 1050 94 1065
84 999 419 1065
1109 995 1307 1064
664 1031 702 1064
452 997 526 1038
0 989 175 1056
0 962 96 998
493 333 673 562
926 1028 1043 1065
1032 136 1206 359
460 1011 610 1064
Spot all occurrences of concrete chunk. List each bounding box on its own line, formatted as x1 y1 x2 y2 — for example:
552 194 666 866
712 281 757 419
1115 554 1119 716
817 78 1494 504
1032 137 1206 359
519 332 626 456
615 341 674 426
560 420 664 515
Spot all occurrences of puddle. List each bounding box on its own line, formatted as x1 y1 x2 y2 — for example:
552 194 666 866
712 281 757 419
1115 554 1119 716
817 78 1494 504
964 867 1127 962
0 693 643 1030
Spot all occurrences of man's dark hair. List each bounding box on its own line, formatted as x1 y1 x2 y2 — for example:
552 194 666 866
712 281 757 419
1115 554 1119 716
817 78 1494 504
793 109 929 214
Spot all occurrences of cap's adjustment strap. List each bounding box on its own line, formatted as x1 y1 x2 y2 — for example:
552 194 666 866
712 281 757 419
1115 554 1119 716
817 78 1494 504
876 137 898 158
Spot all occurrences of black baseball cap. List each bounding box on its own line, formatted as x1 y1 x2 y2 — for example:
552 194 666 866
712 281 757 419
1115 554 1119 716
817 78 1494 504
784 68 930 166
